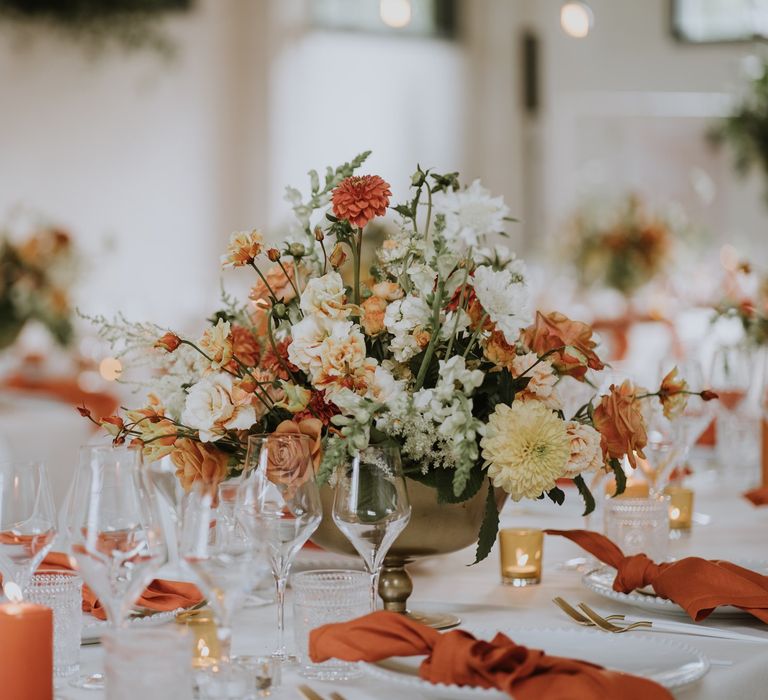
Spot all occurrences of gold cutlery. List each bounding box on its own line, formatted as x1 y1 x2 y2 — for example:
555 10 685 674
298 685 347 700
576 603 653 633
552 597 625 626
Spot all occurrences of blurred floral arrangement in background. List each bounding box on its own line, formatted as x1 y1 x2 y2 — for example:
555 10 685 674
0 223 77 350
0 0 191 54
567 194 675 297
714 259 768 346
84 153 714 561
710 58 768 203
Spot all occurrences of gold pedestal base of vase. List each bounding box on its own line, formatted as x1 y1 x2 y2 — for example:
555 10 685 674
311 478 506 627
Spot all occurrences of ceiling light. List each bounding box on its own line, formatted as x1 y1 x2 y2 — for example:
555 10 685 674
561 1 593 39
380 0 412 29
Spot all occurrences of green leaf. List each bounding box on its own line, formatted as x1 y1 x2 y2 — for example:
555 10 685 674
609 458 627 497
470 480 499 565
573 474 596 516
393 204 413 218
407 465 484 504
546 486 565 506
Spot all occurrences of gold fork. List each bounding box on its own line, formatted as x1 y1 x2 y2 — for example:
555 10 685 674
552 597 625 626
577 603 653 633
298 685 347 700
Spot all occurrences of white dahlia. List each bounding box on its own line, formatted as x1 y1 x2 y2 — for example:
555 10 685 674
480 402 570 501
472 265 532 344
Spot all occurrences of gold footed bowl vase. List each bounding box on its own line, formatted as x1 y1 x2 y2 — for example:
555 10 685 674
310 478 507 630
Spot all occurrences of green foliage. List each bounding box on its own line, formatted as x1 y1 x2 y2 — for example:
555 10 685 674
573 474 596 516
471 480 500 565
608 458 627 497
546 486 565 506
406 463 484 504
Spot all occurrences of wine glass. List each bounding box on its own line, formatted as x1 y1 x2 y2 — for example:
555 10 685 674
0 460 56 600
332 445 411 612
179 480 266 667
238 433 322 663
66 445 167 625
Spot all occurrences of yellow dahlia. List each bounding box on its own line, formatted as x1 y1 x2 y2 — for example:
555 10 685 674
480 401 570 501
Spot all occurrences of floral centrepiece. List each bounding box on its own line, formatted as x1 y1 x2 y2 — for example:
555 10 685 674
0 224 77 349
86 153 715 561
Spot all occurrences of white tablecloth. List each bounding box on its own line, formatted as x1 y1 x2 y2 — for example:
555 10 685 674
60 474 768 700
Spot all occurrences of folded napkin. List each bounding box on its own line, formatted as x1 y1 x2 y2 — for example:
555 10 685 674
744 488 768 506
40 552 203 620
309 611 672 700
546 529 768 623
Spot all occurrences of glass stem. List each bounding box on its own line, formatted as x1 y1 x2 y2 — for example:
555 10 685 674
275 575 288 656
217 624 232 664
370 567 381 612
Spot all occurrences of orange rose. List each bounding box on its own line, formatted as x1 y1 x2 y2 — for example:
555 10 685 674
275 418 323 472
521 311 604 380
592 380 647 468
361 296 388 336
171 438 230 493
262 422 321 492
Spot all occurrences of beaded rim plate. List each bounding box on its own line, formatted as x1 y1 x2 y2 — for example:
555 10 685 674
361 626 710 697
81 608 181 644
582 564 767 619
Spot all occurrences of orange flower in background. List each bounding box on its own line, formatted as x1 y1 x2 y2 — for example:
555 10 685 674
155 332 181 353
657 367 688 420
592 380 647 468
261 338 298 381
361 295 388 336
229 324 261 369
171 438 230 492
275 418 324 471
483 330 517 370
332 175 392 229
521 311 604 380
249 263 299 304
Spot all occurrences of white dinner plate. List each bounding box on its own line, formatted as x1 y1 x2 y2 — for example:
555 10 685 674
81 608 180 644
362 626 709 697
582 564 767 619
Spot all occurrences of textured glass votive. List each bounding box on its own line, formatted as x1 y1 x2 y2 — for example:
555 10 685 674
26 569 82 678
499 529 543 586
176 608 221 668
292 569 369 681
103 627 193 700
664 486 694 531
604 496 669 561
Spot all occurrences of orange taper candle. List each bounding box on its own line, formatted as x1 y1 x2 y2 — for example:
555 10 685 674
0 601 53 700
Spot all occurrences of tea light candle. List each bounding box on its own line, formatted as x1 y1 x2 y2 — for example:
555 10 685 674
499 528 543 586
176 608 220 668
665 486 694 530
0 601 53 700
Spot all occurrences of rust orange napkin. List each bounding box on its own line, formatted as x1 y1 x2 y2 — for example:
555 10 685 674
309 611 672 699
40 552 203 620
546 529 768 623
744 488 768 506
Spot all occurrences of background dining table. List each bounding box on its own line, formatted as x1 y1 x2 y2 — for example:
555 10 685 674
59 467 768 700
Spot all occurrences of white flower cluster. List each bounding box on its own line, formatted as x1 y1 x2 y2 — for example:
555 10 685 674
471 264 532 344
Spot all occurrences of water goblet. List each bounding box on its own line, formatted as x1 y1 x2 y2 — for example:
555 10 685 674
0 460 56 600
238 433 322 664
332 444 411 612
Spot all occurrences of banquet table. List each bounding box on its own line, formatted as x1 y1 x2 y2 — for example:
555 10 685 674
59 470 768 700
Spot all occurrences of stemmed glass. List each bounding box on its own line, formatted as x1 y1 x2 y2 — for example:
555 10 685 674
0 460 56 600
238 434 322 663
179 480 266 667
332 445 411 612
65 445 167 689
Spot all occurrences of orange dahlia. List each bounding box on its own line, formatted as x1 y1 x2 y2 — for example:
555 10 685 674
331 175 391 229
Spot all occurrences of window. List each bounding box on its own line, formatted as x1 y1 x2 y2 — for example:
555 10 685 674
673 0 768 43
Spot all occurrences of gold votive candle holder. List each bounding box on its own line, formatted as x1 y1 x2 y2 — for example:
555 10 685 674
499 528 543 586
176 608 220 668
664 486 694 530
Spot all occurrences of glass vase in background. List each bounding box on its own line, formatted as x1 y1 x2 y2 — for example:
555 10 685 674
238 433 322 664
0 460 56 599
332 444 411 612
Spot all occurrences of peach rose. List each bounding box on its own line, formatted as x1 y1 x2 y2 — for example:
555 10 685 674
361 296 388 336
275 418 323 471
171 438 230 493
592 380 647 468
263 419 323 491
521 311 605 381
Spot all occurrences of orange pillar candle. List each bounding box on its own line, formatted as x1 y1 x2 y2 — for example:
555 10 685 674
0 602 53 700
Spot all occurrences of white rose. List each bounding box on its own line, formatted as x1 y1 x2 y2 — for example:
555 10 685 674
300 271 349 320
366 365 405 406
181 373 256 442
472 265 532 343
288 316 329 374
561 421 604 478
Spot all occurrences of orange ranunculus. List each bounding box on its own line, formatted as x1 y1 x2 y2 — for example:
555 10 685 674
229 324 261 368
171 438 230 493
521 311 604 380
592 380 647 468
361 296 388 336
483 330 517 370
331 175 392 229
155 332 181 353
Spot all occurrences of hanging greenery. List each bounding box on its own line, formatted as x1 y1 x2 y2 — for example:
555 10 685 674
710 60 768 202
0 0 192 54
